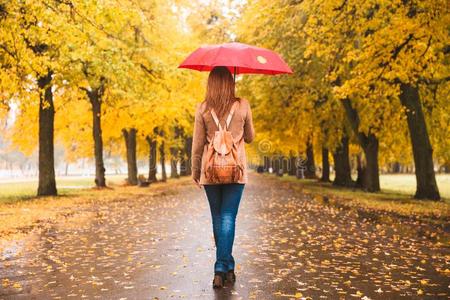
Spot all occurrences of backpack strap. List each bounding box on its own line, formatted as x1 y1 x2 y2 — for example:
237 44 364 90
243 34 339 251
210 109 223 131
225 101 238 130
210 101 238 131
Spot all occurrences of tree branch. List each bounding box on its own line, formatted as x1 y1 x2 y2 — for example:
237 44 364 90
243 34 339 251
140 63 154 76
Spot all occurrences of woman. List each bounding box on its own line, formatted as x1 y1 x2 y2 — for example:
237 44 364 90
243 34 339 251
191 66 255 288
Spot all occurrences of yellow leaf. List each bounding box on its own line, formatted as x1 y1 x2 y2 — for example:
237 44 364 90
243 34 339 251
420 279 429 286
13 282 22 289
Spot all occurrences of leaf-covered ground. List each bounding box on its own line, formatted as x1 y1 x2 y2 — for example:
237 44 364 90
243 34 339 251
0 172 449 299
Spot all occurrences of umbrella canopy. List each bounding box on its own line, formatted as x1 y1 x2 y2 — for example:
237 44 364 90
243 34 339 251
178 42 293 77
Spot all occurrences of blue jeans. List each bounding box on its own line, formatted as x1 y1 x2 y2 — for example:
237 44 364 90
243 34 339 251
204 183 245 273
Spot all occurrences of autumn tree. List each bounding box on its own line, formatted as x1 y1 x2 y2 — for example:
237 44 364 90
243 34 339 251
0 0 77 196
300 0 447 199
1 0 203 191
239 0 448 200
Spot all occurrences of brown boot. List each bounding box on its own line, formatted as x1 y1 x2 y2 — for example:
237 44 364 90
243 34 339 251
226 269 236 283
212 272 226 288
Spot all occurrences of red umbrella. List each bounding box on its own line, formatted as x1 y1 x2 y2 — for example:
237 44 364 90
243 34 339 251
178 42 293 80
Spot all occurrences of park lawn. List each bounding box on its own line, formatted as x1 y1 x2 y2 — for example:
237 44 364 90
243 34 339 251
0 175 128 204
262 173 450 221
0 176 191 247
379 174 450 198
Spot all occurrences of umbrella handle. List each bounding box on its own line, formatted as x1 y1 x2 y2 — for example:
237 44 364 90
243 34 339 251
234 66 236 83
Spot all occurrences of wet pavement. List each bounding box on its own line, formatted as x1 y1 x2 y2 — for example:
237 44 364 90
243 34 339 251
1 172 449 299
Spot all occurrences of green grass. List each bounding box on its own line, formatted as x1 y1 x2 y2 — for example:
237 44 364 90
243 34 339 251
0 175 128 204
278 173 450 200
262 173 450 219
0 176 191 242
380 174 450 198
2 173 450 219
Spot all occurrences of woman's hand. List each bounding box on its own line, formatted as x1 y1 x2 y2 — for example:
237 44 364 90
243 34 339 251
193 178 202 189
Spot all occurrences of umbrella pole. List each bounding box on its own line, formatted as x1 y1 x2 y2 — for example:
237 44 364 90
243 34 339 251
234 66 236 83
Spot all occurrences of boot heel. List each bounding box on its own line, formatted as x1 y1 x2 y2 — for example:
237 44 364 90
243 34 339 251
226 269 236 283
212 272 226 288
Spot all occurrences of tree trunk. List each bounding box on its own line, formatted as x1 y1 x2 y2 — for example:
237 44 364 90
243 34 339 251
185 136 193 176
170 148 179 178
273 155 280 175
392 162 401 173
37 71 57 196
179 159 187 176
180 136 192 176
86 82 106 188
122 128 138 185
355 153 364 187
342 98 380 192
288 151 296 175
320 147 330 182
264 156 270 173
399 83 440 200
146 135 157 182
170 127 181 178
159 130 167 182
305 141 317 179
362 135 380 192
333 135 353 187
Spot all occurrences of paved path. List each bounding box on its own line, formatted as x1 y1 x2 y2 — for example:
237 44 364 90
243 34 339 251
1 172 449 299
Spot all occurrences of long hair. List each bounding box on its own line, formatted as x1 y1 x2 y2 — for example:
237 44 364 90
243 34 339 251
204 66 237 119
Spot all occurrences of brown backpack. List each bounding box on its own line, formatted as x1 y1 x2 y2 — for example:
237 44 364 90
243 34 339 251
204 101 244 184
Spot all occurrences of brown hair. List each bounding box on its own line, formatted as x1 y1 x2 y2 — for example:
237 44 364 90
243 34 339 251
204 66 238 119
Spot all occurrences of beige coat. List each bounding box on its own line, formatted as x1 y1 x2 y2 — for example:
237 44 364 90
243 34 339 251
191 98 255 185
